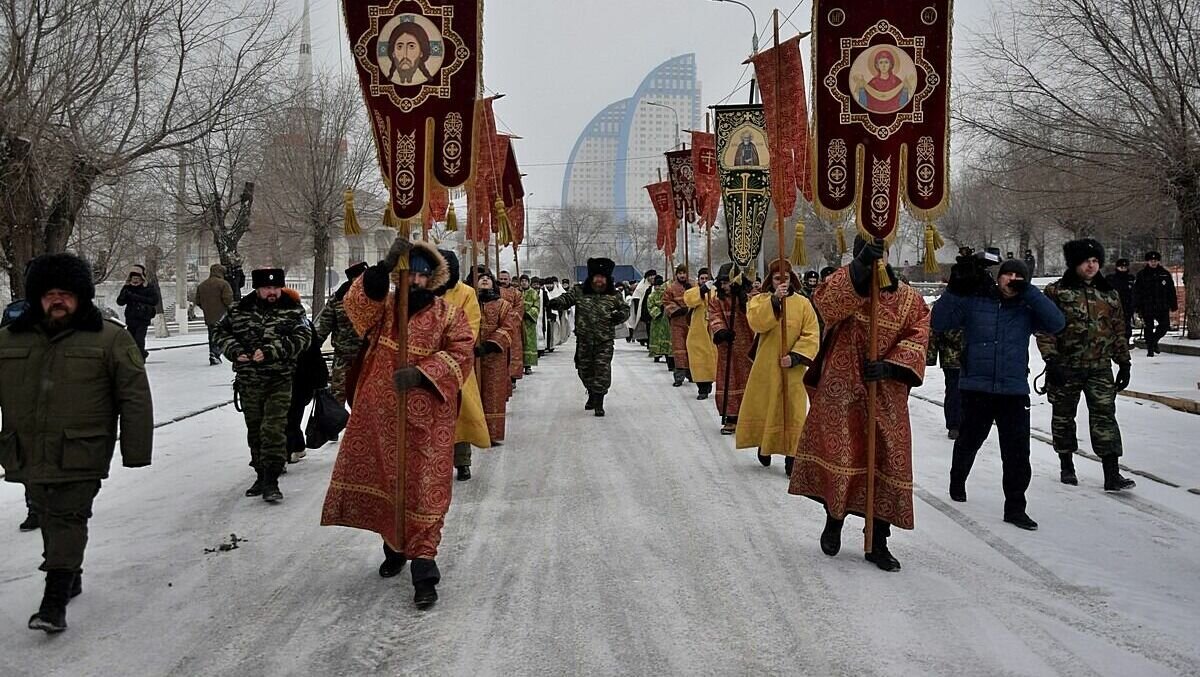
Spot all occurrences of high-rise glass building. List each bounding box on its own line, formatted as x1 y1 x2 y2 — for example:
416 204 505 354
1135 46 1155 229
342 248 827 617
562 54 702 221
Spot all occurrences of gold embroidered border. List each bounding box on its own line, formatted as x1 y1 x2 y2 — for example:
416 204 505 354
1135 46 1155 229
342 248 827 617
435 350 464 385
329 480 396 503
794 453 914 490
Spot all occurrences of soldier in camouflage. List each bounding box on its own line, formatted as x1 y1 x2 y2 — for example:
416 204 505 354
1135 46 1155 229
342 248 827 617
214 268 314 502
315 262 368 405
545 257 630 417
928 326 963 438
1037 239 1136 492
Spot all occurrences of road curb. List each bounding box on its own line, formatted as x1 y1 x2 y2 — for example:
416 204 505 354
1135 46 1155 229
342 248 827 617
1119 389 1200 415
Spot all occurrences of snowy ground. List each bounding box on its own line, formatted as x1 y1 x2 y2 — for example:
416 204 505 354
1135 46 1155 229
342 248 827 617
2 342 1199 676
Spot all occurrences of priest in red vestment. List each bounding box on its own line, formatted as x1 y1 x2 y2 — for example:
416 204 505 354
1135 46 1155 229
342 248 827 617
788 238 929 572
663 264 693 387
472 269 516 444
321 238 475 608
707 263 755 436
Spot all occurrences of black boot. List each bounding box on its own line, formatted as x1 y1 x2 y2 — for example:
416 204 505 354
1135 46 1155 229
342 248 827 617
1058 452 1078 486
411 559 440 609
864 520 901 572
28 570 73 633
68 572 82 601
456 465 471 481
672 369 686 387
261 466 283 503
19 511 39 532
949 475 967 502
696 382 712 400
594 394 606 417
1102 455 1136 491
379 543 408 578
1003 513 1039 531
244 468 265 497
820 514 844 556
584 392 597 410
757 450 772 467
784 456 795 477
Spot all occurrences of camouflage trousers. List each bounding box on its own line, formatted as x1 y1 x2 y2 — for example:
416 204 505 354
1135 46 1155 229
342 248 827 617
329 353 355 406
574 337 615 395
1048 366 1123 458
237 376 293 471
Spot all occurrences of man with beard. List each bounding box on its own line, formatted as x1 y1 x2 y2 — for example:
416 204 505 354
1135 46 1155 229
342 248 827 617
322 238 474 609
521 275 541 374
545 258 630 416
707 264 754 435
316 262 369 406
663 264 693 387
1133 251 1177 356
214 268 314 503
1 253 153 633
386 21 433 85
683 267 718 400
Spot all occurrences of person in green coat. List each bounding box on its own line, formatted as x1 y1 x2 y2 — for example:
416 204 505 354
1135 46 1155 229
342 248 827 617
545 258 630 416
520 275 540 372
647 275 671 362
0 253 154 634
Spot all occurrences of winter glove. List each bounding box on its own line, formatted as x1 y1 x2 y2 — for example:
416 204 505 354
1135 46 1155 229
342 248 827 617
362 264 392 301
484 341 503 355
713 328 734 344
1045 360 1069 389
850 239 886 295
392 366 425 392
863 360 898 383
1006 277 1029 295
382 236 413 271
610 310 626 324
1114 362 1131 392
787 352 811 368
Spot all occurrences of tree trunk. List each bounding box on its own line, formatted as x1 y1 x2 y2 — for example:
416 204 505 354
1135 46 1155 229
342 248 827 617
1176 179 1200 339
311 216 330 317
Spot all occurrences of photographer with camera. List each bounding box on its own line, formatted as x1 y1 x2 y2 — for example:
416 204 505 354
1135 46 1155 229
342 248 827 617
932 248 1065 531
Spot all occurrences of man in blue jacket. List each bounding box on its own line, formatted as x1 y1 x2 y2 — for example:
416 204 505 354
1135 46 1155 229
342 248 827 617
932 254 1065 531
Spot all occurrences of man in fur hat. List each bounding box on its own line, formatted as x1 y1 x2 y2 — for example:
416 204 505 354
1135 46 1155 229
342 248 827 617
1037 238 1136 491
316 262 369 405
321 238 475 609
545 258 630 416
0 253 153 633
213 267 314 503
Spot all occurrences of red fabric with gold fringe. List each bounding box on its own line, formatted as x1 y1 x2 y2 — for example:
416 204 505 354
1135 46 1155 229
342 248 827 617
750 35 812 219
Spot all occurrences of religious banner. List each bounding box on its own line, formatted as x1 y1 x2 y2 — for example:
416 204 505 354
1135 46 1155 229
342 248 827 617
750 35 812 219
691 131 719 229
646 180 677 258
425 183 449 230
467 96 499 243
501 136 525 245
665 150 698 225
714 104 771 271
343 0 483 220
811 0 952 240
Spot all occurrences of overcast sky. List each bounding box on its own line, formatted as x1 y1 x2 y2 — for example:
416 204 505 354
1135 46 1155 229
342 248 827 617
300 0 1000 211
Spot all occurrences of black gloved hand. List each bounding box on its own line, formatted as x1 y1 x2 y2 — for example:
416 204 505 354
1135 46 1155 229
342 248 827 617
670 308 688 319
1114 362 1131 392
393 366 424 392
856 238 886 266
713 328 734 344
1006 277 1030 295
485 341 503 354
850 238 886 295
610 310 625 324
1046 361 1069 389
382 236 413 271
863 360 895 383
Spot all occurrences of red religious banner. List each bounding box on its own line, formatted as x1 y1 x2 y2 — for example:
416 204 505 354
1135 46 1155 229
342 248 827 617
666 150 698 225
646 180 677 257
750 35 812 219
342 0 483 220
467 97 499 243
811 0 952 240
501 136 525 245
691 131 719 228
427 184 449 230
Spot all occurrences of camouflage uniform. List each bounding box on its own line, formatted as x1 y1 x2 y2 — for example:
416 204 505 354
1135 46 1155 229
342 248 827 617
315 288 362 406
1037 274 1130 458
214 294 314 472
928 327 964 432
546 284 630 395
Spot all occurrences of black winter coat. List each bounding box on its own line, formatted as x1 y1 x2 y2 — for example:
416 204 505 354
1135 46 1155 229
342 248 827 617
1105 270 1134 320
117 284 160 325
1133 266 1177 316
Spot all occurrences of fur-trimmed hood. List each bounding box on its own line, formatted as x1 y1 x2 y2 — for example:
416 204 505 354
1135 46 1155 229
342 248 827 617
411 241 451 291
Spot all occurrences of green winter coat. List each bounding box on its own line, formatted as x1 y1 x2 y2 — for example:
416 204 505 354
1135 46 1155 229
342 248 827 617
522 288 540 365
213 292 314 386
1037 270 1131 369
647 286 671 357
546 284 630 343
0 304 154 484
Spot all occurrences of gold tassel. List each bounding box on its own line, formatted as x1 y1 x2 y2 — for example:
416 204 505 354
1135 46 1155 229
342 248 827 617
445 202 458 232
876 260 891 289
383 204 404 230
343 188 362 236
835 223 847 257
790 218 808 267
924 220 945 274
494 197 512 246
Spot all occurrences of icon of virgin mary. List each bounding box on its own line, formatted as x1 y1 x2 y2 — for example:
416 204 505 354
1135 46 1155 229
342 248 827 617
852 48 912 114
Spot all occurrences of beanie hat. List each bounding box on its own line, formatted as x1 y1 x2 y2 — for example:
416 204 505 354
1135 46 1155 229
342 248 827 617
998 258 1029 279
1063 238 1105 269
25 253 95 302
251 268 286 288
409 250 435 275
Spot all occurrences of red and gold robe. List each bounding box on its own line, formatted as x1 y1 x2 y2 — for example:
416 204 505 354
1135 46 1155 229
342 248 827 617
321 278 475 558
788 267 929 530
479 294 516 442
501 286 524 384
662 280 691 369
707 292 754 421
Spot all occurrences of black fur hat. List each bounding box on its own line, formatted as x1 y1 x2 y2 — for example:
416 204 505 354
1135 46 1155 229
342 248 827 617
1063 238 1105 269
587 257 616 279
251 268 286 288
345 262 368 280
25 253 95 302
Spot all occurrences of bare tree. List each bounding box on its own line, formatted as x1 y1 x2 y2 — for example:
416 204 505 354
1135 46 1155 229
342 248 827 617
0 0 294 299
959 0 1200 336
528 206 617 279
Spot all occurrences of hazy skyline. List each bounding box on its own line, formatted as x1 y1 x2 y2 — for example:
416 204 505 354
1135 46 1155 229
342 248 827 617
300 0 999 215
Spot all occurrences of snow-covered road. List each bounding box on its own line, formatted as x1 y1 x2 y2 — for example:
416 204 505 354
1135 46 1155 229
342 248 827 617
2 343 1198 676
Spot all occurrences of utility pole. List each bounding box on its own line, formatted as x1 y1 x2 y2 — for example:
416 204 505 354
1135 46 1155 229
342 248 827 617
175 151 189 336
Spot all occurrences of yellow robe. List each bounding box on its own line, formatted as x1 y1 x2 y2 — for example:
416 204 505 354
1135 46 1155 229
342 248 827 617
444 281 491 448
735 293 821 457
683 286 718 383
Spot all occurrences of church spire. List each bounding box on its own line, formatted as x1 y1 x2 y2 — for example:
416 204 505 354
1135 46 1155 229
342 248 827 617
297 0 313 92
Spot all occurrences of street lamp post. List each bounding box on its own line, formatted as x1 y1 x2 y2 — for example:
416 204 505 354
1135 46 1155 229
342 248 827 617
643 100 681 150
710 0 758 55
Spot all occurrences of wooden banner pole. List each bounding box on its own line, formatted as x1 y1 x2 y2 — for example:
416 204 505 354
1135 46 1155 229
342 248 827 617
771 9 790 453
